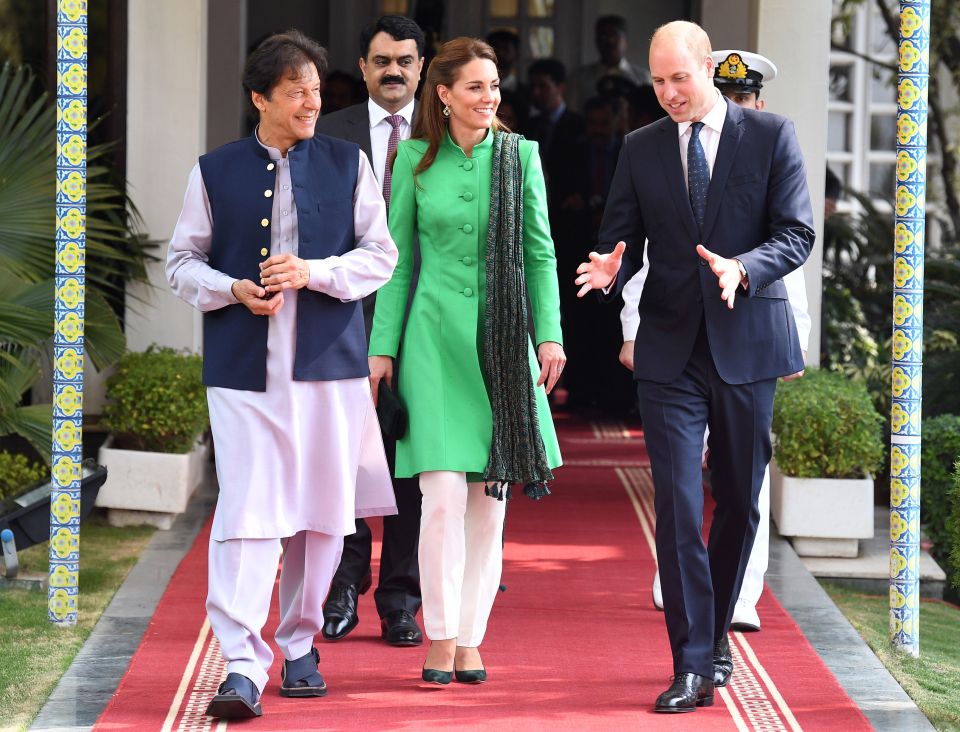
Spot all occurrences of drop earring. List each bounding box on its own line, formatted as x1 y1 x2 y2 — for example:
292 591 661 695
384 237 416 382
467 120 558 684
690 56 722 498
442 105 451 118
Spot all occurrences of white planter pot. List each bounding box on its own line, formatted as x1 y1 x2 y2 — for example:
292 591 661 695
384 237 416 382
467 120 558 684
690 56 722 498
96 436 207 529
769 460 874 558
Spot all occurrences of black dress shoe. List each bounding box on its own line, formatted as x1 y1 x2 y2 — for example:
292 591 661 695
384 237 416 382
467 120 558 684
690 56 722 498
654 672 714 713
381 609 423 646
321 573 372 641
713 635 734 687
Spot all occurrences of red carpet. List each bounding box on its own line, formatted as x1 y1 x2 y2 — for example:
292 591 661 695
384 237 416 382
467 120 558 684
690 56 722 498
95 415 872 731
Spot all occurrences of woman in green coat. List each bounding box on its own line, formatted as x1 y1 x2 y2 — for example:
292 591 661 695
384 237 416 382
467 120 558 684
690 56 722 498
368 37 564 685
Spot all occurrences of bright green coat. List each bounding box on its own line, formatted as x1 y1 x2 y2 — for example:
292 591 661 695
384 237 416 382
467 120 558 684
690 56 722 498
369 130 563 479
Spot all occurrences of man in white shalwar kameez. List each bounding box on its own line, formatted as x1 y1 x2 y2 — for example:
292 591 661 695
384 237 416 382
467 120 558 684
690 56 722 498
166 31 398 720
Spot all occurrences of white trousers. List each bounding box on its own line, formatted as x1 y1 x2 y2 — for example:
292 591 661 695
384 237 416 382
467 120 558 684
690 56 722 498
418 471 507 646
206 530 343 692
652 436 770 612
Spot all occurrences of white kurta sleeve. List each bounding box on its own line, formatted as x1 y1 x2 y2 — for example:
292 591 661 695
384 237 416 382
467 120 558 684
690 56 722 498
306 151 398 302
784 265 811 353
166 164 240 311
619 245 650 341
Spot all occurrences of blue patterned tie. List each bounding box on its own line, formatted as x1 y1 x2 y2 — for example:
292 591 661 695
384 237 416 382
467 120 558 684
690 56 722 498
687 121 709 234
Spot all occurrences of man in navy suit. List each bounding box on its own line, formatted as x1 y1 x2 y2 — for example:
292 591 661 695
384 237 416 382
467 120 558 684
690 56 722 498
575 21 814 713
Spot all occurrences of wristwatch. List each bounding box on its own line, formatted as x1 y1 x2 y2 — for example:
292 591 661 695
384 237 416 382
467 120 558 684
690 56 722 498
735 259 749 289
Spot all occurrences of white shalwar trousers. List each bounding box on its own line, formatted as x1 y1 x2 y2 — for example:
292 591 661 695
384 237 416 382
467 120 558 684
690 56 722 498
206 530 343 692
418 471 507 647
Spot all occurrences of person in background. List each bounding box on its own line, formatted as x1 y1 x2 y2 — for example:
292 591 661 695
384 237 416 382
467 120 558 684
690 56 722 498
314 14 427 649
368 37 564 686
527 58 584 168
166 30 398 719
486 28 529 104
321 70 366 114
570 15 651 109
619 49 810 633
574 21 814 712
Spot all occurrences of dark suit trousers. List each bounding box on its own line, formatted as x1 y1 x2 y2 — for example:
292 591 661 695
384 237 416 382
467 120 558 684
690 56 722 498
637 322 775 677
333 435 422 618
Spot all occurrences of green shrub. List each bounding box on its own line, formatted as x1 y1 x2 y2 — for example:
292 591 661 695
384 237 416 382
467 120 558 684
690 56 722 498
772 368 884 479
0 451 48 502
921 414 960 564
102 347 207 453
949 460 960 589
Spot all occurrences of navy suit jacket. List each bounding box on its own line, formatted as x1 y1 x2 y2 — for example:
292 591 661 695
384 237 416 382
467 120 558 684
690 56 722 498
598 100 815 385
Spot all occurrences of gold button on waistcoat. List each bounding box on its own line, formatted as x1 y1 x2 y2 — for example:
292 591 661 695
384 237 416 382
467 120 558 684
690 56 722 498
264 189 273 198
260 247 268 256
267 162 275 171
260 218 269 227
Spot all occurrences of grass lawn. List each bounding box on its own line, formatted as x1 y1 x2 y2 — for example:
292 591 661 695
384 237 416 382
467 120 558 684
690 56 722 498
0 513 155 732
823 582 960 732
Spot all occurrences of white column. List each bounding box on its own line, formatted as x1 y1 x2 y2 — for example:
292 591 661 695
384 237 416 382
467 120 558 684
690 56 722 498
753 0 831 365
124 0 208 354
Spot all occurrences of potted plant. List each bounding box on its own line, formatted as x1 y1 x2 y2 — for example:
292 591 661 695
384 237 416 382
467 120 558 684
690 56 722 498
96 347 208 528
770 368 884 557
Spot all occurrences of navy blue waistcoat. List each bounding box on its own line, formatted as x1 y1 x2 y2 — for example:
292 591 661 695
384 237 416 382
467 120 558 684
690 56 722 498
198 133 366 390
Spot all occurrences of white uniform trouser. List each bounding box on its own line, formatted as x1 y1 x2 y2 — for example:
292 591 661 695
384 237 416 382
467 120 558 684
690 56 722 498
418 471 507 647
206 530 343 693
652 433 770 611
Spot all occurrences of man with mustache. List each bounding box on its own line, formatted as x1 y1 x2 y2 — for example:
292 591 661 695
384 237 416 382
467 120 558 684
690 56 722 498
314 14 426 649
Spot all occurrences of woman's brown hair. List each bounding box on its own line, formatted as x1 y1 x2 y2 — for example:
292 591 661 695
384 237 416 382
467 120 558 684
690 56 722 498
410 37 509 177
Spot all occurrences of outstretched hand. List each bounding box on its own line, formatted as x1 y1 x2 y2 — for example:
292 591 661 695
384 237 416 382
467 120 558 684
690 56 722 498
696 244 745 310
574 241 626 298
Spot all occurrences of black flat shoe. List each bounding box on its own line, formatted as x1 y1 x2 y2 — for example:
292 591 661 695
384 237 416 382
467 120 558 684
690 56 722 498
280 647 327 698
381 609 423 646
206 672 262 718
454 668 487 684
421 667 453 685
713 635 734 687
321 573 372 641
654 672 714 713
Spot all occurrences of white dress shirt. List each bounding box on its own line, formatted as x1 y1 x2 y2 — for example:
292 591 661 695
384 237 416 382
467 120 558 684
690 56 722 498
678 89 726 186
368 97 415 185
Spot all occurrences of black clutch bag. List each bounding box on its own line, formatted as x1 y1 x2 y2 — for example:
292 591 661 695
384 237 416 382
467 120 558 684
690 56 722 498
376 380 407 440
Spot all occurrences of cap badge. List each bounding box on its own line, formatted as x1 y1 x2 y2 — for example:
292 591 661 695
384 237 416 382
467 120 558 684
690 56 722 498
718 53 748 80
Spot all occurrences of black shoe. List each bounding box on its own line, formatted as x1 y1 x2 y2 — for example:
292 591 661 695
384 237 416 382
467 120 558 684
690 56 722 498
713 635 734 687
206 672 262 718
654 672 714 713
421 667 453 685
380 609 423 646
454 668 487 684
280 647 327 698
321 573 372 641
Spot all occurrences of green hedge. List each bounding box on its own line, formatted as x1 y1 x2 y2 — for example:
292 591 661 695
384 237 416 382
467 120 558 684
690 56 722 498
950 460 960 589
772 368 884 479
0 451 47 502
921 414 960 563
102 347 207 454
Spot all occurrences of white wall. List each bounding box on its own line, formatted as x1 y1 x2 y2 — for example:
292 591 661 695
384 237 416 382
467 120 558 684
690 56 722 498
754 0 831 364
124 0 208 355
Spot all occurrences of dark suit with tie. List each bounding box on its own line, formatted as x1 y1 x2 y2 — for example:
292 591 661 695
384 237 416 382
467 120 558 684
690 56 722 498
314 101 422 620
598 100 814 676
